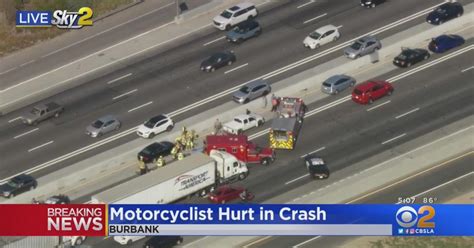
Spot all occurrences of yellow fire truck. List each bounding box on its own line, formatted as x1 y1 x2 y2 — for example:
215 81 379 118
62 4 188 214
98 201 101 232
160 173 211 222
269 97 306 150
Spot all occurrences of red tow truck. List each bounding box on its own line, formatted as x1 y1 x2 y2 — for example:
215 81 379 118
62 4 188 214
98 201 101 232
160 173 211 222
205 134 275 165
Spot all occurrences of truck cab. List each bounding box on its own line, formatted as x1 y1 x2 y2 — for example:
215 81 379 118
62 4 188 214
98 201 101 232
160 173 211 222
209 150 249 182
205 134 275 165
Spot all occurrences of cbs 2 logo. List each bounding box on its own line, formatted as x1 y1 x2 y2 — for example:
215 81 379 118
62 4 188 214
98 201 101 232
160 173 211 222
396 206 435 228
52 7 93 28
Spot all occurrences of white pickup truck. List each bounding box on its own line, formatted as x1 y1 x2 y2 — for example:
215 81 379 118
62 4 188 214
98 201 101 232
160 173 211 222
223 113 265 135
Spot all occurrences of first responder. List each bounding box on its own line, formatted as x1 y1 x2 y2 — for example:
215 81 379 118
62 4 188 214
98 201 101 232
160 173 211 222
157 156 165 167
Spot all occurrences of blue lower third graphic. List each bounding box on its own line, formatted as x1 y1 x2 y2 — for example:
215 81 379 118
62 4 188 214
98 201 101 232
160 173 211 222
106 204 474 236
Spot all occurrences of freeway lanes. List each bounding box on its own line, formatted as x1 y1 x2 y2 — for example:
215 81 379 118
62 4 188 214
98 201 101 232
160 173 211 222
256 153 474 248
0 0 212 88
84 39 473 248
0 0 456 179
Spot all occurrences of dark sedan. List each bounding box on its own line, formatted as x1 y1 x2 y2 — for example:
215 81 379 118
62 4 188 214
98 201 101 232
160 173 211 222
44 194 71 204
304 156 330 179
426 2 463 25
428 35 465 53
200 51 236 72
393 48 430 68
0 174 37 198
138 141 174 163
360 0 385 8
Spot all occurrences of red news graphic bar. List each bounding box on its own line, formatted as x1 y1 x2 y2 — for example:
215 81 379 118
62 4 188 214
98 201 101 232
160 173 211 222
0 204 106 236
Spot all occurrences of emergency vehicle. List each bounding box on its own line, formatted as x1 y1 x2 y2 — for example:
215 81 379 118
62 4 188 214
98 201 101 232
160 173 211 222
269 97 306 150
205 134 275 165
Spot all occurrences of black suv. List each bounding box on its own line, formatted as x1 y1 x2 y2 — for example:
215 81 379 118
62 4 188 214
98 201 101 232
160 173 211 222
304 156 330 179
393 48 430 68
426 2 463 25
360 0 385 8
143 236 183 248
0 174 37 198
138 141 174 163
226 20 262 43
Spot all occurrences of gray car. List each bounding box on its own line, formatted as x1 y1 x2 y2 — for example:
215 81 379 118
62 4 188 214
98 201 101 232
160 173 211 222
321 75 356 95
344 36 381 59
86 115 121 138
233 79 271 104
226 20 262 43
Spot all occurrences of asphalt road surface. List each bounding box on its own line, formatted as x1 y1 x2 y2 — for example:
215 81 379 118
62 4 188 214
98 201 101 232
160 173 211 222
82 37 474 248
257 153 473 248
1 0 466 181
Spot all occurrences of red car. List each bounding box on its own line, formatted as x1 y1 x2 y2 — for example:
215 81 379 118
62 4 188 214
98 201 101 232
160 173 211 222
208 185 245 204
351 80 393 104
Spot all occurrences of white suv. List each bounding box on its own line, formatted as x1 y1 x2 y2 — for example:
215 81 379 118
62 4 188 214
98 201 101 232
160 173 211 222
213 2 258 31
136 114 174 138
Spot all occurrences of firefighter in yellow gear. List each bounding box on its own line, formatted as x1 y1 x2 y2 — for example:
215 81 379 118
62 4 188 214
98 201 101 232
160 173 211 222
138 161 147 175
171 145 180 159
185 138 194 150
177 152 185 160
157 156 165 167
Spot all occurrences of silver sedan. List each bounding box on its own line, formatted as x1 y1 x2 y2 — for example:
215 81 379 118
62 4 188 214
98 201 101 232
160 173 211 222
86 115 121 138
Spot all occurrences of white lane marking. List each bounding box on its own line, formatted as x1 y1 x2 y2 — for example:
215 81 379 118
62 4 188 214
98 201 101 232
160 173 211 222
248 128 270 140
14 128 39 139
388 45 473 82
0 67 17 75
293 236 322 248
367 100 391 111
347 151 473 204
8 116 23 123
395 107 420 119
248 45 471 140
297 0 315 9
0 2 453 184
19 60 35 67
0 22 210 101
300 146 326 158
127 101 153 112
224 63 249 74
336 25 343 29
461 66 474 73
381 133 407 145
203 36 225 46
303 13 327 24
411 171 474 199
28 140 54 152
285 174 309 185
1 1 444 111
262 3 445 80
112 89 138 100
242 236 272 248
106 73 132 84
290 155 473 248
41 2 175 58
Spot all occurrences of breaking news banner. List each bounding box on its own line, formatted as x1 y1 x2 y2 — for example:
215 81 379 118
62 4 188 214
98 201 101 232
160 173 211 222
0 204 472 236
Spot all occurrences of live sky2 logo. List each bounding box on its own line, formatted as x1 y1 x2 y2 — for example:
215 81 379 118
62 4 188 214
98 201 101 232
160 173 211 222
16 7 93 29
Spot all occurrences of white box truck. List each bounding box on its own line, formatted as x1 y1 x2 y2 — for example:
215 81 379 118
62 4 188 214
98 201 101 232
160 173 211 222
91 150 248 245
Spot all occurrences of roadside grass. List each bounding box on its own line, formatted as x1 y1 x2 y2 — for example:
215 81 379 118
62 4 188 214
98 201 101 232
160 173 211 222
0 0 133 57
